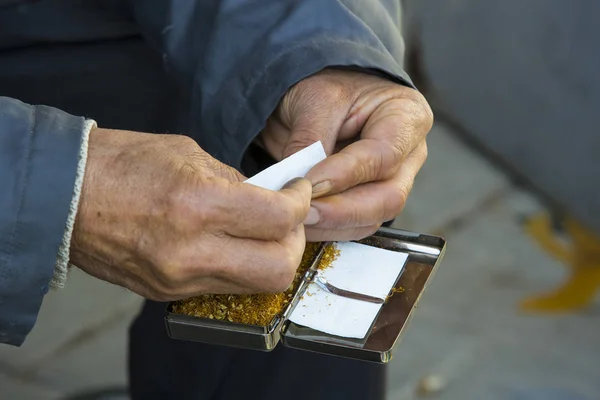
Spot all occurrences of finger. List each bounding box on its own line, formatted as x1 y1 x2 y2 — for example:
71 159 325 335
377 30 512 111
240 224 307 293
305 94 432 198
211 178 312 241
148 277 256 301
278 88 352 158
278 118 341 160
305 224 381 242
305 142 427 230
196 227 307 295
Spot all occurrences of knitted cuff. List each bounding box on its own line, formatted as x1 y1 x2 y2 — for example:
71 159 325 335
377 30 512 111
51 120 96 290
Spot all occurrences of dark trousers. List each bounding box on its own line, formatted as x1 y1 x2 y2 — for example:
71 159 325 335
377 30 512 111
1 38 386 400
129 301 385 400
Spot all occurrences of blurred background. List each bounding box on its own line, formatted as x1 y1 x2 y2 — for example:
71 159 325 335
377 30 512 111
2 1 599 399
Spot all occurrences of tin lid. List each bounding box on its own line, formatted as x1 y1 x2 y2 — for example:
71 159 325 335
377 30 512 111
279 228 445 362
165 227 445 362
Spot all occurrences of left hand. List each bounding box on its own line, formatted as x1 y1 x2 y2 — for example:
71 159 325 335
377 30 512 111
260 68 433 241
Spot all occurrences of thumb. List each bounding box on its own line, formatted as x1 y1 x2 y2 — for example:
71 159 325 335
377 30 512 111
279 86 350 159
281 119 339 159
278 177 313 226
219 163 247 183
280 177 313 207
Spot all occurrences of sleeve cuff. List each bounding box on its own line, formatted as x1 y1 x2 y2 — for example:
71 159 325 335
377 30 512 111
207 38 414 169
50 120 96 290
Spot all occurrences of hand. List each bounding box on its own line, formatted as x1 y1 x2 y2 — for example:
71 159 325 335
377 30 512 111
70 128 312 301
261 69 433 241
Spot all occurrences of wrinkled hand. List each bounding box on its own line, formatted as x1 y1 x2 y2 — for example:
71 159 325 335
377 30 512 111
261 69 433 241
70 128 312 301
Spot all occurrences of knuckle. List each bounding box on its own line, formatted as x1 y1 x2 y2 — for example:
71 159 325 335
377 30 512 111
152 245 214 299
351 151 382 184
213 162 244 182
279 253 301 291
178 142 243 183
149 284 179 302
380 181 413 223
153 254 184 288
365 224 381 237
338 152 372 186
149 277 179 302
401 92 434 130
147 292 170 302
154 245 202 286
299 72 350 104
267 247 301 292
391 132 412 162
371 148 386 180
140 283 172 302
420 142 429 162
327 81 351 108
264 264 297 293
272 273 296 293
393 183 411 214
384 200 404 222
169 134 199 151
344 206 362 229
178 134 198 146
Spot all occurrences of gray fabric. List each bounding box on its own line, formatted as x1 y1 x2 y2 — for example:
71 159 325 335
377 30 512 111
0 97 85 345
404 0 600 233
0 0 411 345
132 0 413 166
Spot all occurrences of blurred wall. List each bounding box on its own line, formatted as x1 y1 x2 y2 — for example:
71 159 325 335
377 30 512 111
404 0 600 233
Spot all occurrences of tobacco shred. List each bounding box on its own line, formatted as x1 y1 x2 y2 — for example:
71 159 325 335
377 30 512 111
172 242 340 326
385 286 405 302
317 243 340 271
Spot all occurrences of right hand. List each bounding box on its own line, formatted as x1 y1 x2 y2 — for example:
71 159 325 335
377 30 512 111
70 128 312 301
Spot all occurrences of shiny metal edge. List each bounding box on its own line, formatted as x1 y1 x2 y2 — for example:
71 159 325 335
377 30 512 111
280 229 446 363
164 243 327 351
164 229 446 360
280 243 327 321
378 238 446 362
165 308 283 351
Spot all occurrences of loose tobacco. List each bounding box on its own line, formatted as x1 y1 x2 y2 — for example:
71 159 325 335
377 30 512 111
172 242 339 326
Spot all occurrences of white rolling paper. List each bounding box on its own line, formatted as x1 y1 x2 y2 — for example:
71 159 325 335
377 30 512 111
243 141 409 339
289 242 408 339
244 141 327 190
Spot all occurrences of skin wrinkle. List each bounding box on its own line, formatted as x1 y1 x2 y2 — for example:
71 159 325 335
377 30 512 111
181 209 303 294
314 142 426 231
212 237 297 293
261 69 432 242
62 66 432 305
344 85 400 137
70 127 312 301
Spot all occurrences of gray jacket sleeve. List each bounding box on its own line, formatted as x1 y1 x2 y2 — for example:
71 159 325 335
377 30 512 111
0 97 89 346
133 0 413 167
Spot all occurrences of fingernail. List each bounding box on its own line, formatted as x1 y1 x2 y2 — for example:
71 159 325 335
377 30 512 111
281 177 303 190
312 180 332 198
304 206 321 225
